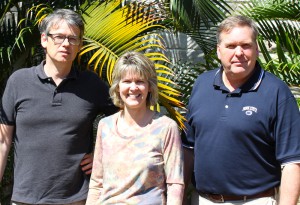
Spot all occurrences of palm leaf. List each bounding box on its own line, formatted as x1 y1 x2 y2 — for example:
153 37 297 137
238 0 300 52
168 0 232 54
80 1 166 80
238 0 300 85
259 36 300 85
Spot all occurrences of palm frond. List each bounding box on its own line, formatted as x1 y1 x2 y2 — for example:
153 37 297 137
168 0 232 54
238 0 300 54
258 36 300 86
80 0 185 128
170 0 231 31
238 0 300 85
80 0 166 79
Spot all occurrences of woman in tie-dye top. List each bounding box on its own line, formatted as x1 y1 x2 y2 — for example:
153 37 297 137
86 52 184 205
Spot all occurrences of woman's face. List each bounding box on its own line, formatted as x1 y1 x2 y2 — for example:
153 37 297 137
118 73 150 110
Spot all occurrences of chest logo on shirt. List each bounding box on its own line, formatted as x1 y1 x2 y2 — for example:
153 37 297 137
242 106 257 116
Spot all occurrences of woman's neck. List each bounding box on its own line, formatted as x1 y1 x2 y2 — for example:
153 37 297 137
121 108 154 128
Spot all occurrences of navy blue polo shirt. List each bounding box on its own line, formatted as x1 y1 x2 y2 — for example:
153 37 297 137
184 62 300 195
0 61 118 204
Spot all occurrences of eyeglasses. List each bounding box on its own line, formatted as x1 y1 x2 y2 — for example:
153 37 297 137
47 33 81 45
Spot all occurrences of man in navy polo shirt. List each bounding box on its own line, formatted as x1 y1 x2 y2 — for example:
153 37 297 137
183 15 300 204
0 9 117 204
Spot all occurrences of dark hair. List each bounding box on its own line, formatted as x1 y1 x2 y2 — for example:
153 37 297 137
217 15 258 44
109 51 158 108
38 9 84 38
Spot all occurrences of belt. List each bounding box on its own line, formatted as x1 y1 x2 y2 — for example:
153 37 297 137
199 187 278 203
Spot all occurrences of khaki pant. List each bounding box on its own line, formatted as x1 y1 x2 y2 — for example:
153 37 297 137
191 191 278 205
11 200 86 205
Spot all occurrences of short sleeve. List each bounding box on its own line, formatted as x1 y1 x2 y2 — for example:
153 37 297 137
275 94 300 164
163 120 184 185
1 75 17 125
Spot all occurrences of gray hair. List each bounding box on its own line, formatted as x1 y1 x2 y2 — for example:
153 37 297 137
109 51 159 108
217 15 258 44
38 9 84 38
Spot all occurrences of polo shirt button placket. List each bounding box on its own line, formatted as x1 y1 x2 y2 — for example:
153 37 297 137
225 93 232 109
52 89 62 106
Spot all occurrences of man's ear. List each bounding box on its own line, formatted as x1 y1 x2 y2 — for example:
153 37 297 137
41 33 47 48
217 45 221 60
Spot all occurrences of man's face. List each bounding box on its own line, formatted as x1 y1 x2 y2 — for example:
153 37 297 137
217 26 258 81
41 20 81 64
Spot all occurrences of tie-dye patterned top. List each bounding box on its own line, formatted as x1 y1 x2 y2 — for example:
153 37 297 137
86 111 184 205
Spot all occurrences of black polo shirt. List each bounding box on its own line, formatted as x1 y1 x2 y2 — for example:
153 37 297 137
184 62 300 195
1 61 117 204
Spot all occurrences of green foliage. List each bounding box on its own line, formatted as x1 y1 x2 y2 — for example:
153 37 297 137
238 0 300 86
168 0 232 54
80 1 167 82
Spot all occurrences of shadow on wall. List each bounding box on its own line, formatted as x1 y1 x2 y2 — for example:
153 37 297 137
157 31 205 64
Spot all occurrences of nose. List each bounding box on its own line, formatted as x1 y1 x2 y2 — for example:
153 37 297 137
129 82 138 90
235 46 244 56
61 37 71 46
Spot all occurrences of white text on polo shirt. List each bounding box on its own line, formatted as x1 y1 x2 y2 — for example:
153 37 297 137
242 106 258 116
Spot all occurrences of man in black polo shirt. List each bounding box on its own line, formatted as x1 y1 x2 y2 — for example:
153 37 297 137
183 15 300 204
0 9 117 204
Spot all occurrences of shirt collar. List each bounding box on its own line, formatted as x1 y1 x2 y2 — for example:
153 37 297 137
35 60 78 81
213 61 264 93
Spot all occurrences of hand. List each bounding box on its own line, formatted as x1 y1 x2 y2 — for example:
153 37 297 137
80 153 93 175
